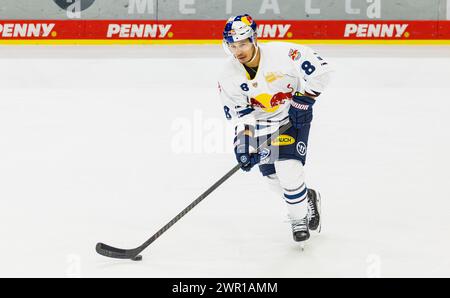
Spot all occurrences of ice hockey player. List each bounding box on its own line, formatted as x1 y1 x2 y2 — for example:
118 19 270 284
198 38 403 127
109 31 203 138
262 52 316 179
217 14 332 244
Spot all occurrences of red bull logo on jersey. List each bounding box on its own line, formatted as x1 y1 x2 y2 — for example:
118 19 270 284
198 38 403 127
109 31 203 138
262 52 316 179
250 92 292 113
344 24 409 38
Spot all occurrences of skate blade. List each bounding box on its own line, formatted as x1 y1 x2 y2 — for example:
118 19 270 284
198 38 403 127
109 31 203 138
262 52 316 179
316 191 322 234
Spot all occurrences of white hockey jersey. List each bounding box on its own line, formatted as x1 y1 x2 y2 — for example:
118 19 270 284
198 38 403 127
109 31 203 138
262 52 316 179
218 42 332 137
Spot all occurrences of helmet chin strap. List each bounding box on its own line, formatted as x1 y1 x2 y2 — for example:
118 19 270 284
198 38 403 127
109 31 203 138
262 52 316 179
245 42 259 65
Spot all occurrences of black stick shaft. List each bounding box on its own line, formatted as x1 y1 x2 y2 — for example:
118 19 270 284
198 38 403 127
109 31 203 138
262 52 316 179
134 164 241 254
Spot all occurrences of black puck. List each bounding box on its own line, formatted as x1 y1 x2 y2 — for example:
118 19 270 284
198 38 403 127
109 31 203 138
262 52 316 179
131 255 143 261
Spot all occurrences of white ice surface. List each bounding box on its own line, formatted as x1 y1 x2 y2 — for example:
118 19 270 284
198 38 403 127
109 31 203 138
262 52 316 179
0 44 449 277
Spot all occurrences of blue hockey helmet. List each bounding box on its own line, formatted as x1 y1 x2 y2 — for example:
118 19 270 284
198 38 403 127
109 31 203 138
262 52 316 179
223 14 258 44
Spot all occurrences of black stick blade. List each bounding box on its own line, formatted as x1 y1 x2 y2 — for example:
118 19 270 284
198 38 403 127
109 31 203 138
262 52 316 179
96 242 140 259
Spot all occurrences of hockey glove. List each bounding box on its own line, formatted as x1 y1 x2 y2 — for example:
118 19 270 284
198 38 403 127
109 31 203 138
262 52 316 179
234 127 260 172
288 92 315 129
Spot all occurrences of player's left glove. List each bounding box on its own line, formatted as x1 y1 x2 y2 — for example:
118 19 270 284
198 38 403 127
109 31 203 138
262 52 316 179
234 126 260 172
288 92 315 129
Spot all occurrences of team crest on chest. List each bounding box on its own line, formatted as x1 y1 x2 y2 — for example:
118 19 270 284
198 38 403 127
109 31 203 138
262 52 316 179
288 48 301 61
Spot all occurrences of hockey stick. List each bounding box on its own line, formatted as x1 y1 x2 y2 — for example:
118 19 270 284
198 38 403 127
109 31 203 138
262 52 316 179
96 122 292 260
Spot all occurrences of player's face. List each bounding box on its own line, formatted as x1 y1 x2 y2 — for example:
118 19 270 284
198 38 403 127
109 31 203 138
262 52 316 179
227 39 255 64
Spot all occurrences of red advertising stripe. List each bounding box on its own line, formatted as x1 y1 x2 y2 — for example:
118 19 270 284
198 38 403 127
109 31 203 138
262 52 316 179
438 20 450 39
0 20 449 41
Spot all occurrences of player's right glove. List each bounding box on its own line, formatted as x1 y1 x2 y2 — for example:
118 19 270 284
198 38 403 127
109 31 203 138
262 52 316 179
288 92 315 129
234 126 260 172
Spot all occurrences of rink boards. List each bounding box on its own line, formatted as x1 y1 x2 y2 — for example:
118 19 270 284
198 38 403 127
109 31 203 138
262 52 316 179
0 20 449 45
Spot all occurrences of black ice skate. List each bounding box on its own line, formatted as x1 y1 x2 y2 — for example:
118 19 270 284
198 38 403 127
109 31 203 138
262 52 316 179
307 189 322 232
291 216 310 243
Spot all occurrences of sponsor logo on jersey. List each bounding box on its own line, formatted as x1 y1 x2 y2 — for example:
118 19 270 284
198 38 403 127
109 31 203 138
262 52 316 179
344 24 409 38
250 92 293 113
272 135 295 146
296 142 307 156
288 49 301 61
0 23 56 38
107 24 172 38
265 72 284 83
257 24 291 38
